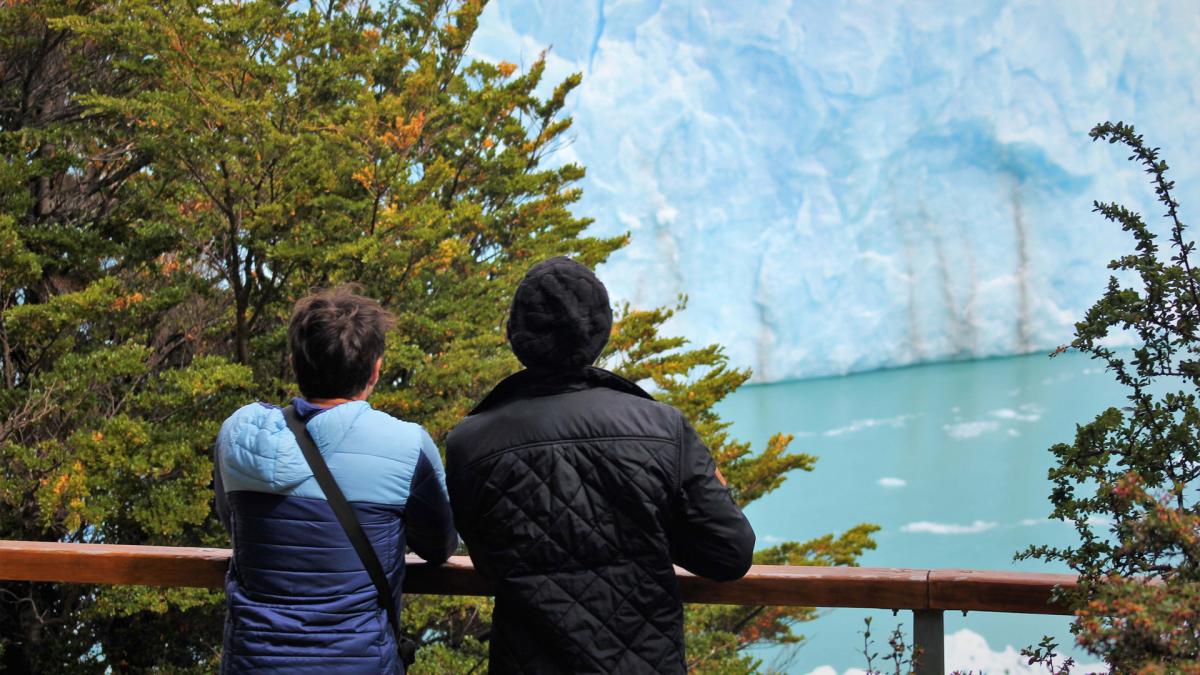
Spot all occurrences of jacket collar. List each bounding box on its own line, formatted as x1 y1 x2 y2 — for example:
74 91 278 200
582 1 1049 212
469 366 654 415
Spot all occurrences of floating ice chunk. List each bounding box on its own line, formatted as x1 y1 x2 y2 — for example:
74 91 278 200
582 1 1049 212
822 414 913 437
877 477 907 488
991 404 1044 422
943 420 1000 439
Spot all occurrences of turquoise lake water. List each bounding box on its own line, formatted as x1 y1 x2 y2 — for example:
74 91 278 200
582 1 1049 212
716 351 1126 673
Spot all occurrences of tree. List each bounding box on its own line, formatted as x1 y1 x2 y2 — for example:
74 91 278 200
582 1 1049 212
1020 122 1200 674
0 2 251 671
0 1 877 671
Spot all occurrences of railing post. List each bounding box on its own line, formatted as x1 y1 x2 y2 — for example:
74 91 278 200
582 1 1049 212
912 609 944 675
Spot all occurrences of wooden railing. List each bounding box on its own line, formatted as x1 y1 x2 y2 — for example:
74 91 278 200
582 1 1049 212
0 541 1078 674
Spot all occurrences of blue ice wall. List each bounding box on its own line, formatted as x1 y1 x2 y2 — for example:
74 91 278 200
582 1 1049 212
470 1 1200 382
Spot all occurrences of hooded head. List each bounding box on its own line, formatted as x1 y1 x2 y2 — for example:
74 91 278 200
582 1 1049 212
506 257 613 370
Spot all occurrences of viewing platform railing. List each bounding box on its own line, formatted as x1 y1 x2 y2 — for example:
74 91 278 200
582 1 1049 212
0 541 1077 674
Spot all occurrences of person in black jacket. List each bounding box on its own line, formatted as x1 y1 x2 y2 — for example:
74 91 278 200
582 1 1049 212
446 256 756 674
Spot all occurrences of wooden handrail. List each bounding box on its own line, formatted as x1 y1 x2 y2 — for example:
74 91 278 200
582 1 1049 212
0 540 1080 675
0 540 1076 615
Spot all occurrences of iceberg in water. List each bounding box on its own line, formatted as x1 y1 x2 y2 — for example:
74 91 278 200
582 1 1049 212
470 0 1200 382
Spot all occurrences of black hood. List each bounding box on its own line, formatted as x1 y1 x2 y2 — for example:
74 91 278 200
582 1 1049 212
506 256 613 370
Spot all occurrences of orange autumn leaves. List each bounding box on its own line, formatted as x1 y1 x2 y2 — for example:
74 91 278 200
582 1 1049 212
353 112 427 192
37 460 87 532
383 111 426 154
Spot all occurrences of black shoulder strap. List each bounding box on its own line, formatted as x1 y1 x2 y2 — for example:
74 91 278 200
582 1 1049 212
282 405 401 641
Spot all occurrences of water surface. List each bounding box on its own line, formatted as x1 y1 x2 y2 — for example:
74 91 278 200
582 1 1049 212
717 351 1124 673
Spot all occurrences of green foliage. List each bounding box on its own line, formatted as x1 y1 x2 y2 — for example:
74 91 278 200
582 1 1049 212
0 1 876 671
1019 122 1200 673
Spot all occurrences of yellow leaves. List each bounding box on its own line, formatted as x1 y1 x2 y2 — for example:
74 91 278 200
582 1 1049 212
363 28 381 42
92 431 105 443
382 111 426 153
110 292 145 311
433 238 468 272
38 460 88 533
355 111 429 193
177 199 213 217
352 164 376 191
157 254 181 276
168 30 184 55
497 61 517 78
51 469 72 496
482 137 495 150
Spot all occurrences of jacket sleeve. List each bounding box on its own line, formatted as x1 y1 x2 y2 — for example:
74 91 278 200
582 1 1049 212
443 434 494 580
403 429 458 566
668 414 756 581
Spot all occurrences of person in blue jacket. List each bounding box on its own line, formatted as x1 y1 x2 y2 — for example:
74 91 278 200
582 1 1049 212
213 285 456 674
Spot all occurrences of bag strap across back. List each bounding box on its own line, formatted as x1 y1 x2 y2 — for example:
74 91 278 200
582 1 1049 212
282 405 401 641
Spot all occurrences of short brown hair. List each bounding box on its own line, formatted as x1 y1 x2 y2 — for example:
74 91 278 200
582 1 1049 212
288 285 395 399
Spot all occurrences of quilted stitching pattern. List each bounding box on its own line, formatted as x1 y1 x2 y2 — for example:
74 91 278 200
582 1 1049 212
216 401 455 675
450 392 690 675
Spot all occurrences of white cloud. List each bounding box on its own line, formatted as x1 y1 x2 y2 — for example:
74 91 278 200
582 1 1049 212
805 629 1107 675
901 520 997 535
947 629 1109 674
803 667 867 675
877 477 907 488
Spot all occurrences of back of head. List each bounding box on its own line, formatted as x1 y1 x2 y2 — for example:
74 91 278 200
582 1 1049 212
506 257 613 370
288 285 395 399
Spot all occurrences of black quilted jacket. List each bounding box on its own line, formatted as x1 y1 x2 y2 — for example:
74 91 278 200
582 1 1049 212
446 367 756 674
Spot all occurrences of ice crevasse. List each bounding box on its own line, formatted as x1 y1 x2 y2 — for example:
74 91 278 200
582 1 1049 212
469 0 1200 382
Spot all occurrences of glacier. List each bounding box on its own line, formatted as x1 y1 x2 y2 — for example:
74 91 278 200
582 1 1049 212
468 0 1200 382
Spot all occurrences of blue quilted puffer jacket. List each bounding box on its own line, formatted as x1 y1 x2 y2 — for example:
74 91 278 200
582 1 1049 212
214 399 456 674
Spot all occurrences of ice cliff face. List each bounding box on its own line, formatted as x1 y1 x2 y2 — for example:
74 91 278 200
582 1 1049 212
469 0 1200 382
